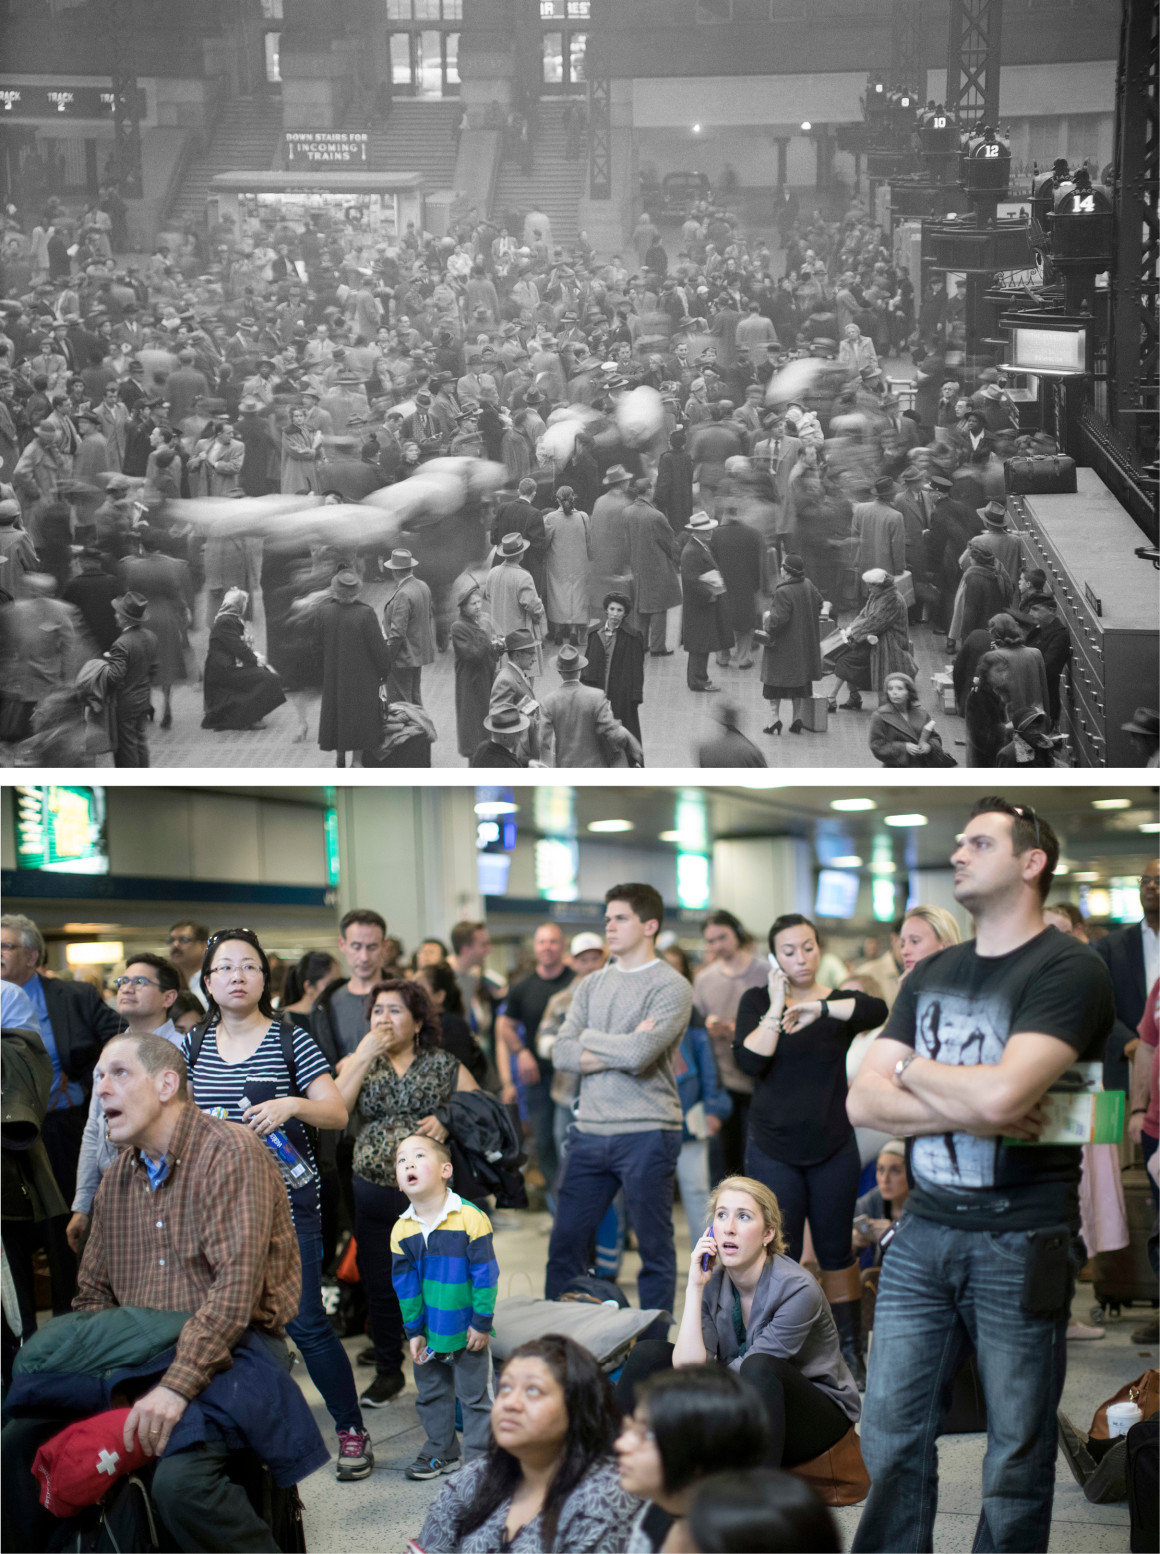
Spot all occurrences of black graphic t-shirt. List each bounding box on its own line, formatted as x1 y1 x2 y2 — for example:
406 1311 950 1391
879 927 1114 1231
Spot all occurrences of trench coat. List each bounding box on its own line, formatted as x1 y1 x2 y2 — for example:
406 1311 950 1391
680 533 733 655
713 517 765 634
588 488 633 617
542 506 591 625
760 576 823 695
382 574 436 668
625 498 682 616
315 595 392 754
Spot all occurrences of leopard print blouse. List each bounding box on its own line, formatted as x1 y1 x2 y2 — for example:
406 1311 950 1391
352 1046 460 1187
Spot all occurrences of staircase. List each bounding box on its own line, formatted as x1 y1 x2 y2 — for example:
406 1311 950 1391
359 100 461 187
166 96 282 228
490 101 587 248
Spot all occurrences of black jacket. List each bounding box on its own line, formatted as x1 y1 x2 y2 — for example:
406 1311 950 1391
1094 924 1149 1096
37 976 122 1092
433 1088 527 1209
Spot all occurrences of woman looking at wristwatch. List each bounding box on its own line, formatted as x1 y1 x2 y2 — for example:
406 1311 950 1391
733 914 887 1389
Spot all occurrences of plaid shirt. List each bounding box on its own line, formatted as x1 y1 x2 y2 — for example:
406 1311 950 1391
74 1103 301 1400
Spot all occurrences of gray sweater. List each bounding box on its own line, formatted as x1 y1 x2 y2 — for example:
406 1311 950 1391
701 1254 861 1423
552 958 693 1135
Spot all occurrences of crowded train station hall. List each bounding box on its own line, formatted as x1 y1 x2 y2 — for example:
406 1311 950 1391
0 780 1158 1551
0 0 1155 770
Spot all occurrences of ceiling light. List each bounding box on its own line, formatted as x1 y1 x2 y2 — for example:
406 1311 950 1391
588 819 633 833
66 941 123 966
830 855 863 868
659 830 686 843
1140 822 1160 834
868 859 896 874
1055 866 1070 877
1073 871 1099 882
831 798 876 812
692 123 701 133
800 119 812 132
1092 798 1131 810
475 800 518 817
884 813 928 828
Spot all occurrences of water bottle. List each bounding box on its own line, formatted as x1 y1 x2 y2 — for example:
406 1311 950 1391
240 1095 316 1189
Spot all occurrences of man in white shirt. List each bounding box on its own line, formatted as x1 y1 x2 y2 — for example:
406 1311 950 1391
168 919 208 1006
67 952 182 1252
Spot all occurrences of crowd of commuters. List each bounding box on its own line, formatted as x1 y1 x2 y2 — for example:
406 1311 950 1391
3 181 1144 773
2 811 1157 1552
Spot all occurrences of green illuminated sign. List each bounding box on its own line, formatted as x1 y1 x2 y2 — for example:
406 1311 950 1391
14 786 108 874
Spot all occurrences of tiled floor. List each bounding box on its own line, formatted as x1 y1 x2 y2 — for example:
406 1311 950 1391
294 1207 1150 1552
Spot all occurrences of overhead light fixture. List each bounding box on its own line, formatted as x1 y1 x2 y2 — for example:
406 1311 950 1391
1073 871 1099 882
66 941 124 966
692 123 702 133
659 830 686 843
1140 822 1160 834
588 819 633 833
475 800 518 817
830 855 863 868
884 814 928 828
869 859 896 874
831 798 876 812
800 119 812 132
1092 798 1131 810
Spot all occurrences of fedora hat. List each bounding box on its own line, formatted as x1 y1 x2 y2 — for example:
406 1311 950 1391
238 396 265 414
483 704 530 735
979 500 1008 527
504 627 538 654
603 464 632 486
498 531 530 558
329 568 362 599
688 510 717 531
386 548 417 570
1122 706 1160 740
112 590 148 621
900 466 925 485
555 644 588 673
874 475 896 497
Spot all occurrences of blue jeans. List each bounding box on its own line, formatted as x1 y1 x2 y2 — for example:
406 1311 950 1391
545 1127 682 1313
853 1214 1075 1554
287 1229 363 1434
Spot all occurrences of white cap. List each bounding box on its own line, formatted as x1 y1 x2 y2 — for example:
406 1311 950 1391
570 932 605 956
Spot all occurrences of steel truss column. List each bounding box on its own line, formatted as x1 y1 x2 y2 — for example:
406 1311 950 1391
107 0 143 198
1109 0 1158 452
586 0 611 200
891 0 924 93
945 0 1002 126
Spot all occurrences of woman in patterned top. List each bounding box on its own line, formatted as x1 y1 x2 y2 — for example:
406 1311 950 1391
183 929 374 1482
334 978 479 1409
417 1334 640 1553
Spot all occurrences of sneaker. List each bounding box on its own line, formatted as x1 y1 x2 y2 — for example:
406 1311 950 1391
359 1370 405 1408
1066 1320 1106 1340
404 1455 460 1481
336 1428 374 1481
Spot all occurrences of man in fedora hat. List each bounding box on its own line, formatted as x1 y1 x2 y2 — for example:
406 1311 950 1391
480 534 546 674
1121 707 1159 768
852 475 905 581
680 510 732 692
401 390 443 459
381 549 435 706
966 499 1022 589
1015 593 1070 727
104 590 159 767
488 628 542 763
539 643 641 769
468 704 536 768
317 568 393 768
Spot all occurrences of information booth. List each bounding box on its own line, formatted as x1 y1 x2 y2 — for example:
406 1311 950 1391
206 169 425 252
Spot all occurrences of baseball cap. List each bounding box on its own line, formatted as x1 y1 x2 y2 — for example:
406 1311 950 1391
570 933 605 956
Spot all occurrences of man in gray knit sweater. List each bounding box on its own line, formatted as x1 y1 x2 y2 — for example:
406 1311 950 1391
545 883 694 1314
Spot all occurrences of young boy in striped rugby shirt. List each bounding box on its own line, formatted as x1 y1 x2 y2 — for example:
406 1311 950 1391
390 1134 499 1480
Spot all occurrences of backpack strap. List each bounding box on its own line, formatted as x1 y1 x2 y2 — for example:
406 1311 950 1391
278 1019 302 1097
186 1020 210 1070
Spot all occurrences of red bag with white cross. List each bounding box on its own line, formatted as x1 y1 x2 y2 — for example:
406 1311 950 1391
33 1407 151 1516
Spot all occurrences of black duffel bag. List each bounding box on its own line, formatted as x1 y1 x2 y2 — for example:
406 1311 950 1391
1004 454 1077 495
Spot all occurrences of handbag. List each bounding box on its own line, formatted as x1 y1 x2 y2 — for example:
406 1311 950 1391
1090 1369 1158 1440
788 1424 871 1506
819 627 847 659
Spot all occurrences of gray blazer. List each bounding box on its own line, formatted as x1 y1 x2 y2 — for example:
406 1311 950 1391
701 1254 861 1423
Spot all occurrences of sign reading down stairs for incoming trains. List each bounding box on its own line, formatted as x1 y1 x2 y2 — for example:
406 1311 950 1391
284 132 369 168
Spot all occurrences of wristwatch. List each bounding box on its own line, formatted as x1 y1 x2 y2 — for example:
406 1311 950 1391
893 1052 918 1085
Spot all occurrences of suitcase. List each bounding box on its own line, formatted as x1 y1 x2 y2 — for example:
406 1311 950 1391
799 694 829 733
1004 454 1078 495
1092 1170 1159 1317
1127 1419 1159 1554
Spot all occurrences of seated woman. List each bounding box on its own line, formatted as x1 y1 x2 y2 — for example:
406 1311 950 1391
617 1367 771 1553
615 1178 860 1477
201 588 287 731
868 672 954 767
853 1139 910 1271
416 1334 639 1553
679 1467 840 1554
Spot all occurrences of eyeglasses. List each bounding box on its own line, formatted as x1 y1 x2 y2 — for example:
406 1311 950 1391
113 975 160 990
168 934 199 946
207 962 263 978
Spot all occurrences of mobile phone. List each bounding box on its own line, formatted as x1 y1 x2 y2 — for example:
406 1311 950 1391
768 953 779 969
854 1215 872 1234
1021 1226 1072 1318
701 1224 716 1272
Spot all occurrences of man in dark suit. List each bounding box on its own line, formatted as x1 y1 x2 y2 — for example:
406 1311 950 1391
104 590 159 767
0 913 121 1206
1094 859 1159 1097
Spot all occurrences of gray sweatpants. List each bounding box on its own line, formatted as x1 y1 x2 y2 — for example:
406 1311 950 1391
414 1343 495 1461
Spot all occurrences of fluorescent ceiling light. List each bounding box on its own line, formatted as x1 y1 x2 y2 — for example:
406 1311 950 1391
475 801 518 817
1139 822 1160 834
884 813 928 827
830 855 863 868
831 798 876 812
588 819 633 833
1091 798 1131 810
1073 871 1099 882
868 859 896 874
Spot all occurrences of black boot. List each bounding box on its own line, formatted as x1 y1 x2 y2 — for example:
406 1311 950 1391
831 1298 867 1390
